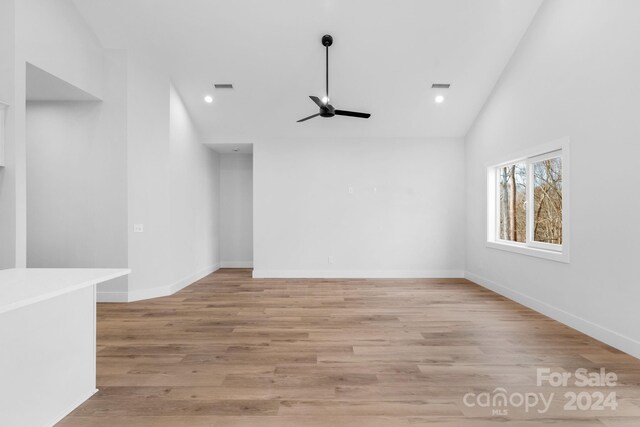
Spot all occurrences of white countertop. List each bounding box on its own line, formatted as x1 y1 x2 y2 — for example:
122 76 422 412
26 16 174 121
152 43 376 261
0 268 130 314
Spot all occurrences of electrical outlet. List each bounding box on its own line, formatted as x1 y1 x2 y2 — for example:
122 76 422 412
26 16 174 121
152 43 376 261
133 224 144 233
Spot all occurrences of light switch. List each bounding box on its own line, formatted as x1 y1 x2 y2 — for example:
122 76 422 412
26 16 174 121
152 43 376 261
134 224 144 233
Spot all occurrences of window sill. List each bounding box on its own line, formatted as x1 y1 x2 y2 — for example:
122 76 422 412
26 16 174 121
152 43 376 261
486 240 569 263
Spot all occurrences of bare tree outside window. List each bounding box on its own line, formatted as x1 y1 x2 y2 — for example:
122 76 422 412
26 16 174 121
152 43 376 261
533 157 562 244
498 163 526 243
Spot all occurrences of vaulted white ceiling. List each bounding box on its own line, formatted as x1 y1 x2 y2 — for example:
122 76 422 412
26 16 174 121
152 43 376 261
72 0 542 140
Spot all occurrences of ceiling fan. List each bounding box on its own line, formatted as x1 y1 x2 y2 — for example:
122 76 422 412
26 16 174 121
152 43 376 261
297 34 371 123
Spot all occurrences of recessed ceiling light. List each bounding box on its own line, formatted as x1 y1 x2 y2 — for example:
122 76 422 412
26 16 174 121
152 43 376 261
204 95 213 103
435 95 445 104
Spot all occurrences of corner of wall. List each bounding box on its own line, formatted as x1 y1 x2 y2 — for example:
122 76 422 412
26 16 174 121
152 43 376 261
98 263 220 303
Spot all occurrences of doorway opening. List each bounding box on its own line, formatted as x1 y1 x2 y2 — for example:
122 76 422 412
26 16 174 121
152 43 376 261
218 144 253 269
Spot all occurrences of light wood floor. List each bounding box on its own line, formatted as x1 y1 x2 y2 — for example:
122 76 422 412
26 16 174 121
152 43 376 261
60 269 640 426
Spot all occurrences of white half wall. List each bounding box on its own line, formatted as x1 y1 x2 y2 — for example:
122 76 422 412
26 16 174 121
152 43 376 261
220 154 253 268
253 137 465 278
465 0 640 357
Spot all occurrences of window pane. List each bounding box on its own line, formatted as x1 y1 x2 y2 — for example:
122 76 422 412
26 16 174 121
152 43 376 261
498 163 526 243
533 157 562 244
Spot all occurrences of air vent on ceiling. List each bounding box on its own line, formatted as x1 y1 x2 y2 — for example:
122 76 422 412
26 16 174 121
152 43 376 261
431 83 451 89
214 83 234 89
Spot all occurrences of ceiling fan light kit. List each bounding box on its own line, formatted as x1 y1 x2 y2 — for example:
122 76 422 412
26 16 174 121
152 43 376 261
297 34 371 123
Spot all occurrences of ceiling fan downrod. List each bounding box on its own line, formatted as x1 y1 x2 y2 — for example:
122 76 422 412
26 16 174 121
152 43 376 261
322 34 332 102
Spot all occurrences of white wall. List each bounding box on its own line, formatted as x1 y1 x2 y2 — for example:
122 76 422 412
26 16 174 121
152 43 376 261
168 84 221 286
253 137 465 278
15 0 104 99
220 154 253 267
19 47 221 301
2 0 220 300
0 0 105 269
0 0 16 269
465 0 640 357
124 57 222 301
124 54 172 299
25 53 128 293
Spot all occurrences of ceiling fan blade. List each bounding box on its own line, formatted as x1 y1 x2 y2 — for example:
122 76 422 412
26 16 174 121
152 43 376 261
334 110 371 119
309 96 324 108
297 113 321 123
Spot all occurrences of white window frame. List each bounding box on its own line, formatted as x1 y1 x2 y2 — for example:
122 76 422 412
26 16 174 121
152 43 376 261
486 137 570 263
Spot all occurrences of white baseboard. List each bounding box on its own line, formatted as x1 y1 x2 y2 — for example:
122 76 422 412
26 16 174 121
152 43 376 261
252 269 465 279
98 264 220 303
48 388 98 427
167 263 220 294
465 271 640 360
126 285 171 302
220 261 254 268
96 291 128 303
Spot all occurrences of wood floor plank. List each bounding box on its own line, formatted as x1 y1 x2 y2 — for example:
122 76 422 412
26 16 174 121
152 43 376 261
59 268 640 426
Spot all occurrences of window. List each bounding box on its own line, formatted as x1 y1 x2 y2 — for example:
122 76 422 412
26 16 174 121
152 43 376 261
487 139 569 262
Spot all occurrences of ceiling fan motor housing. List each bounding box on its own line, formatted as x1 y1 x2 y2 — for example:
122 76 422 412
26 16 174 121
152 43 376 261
322 34 333 47
320 104 335 118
